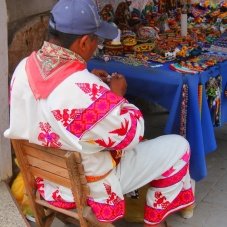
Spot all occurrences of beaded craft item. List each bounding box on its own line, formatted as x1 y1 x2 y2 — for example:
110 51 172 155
180 84 188 138
205 75 222 127
198 83 203 118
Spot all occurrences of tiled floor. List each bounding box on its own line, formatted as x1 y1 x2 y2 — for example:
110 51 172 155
33 109 227 227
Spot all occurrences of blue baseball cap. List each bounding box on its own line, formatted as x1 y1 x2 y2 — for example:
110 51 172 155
49 0 118 40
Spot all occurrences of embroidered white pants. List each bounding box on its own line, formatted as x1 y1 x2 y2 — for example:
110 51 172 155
114 134 194 224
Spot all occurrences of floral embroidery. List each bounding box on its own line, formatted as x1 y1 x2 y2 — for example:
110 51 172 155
104 183 122 205
38 122 62 148
94 112 138 150
181 151 190 163
120 108 143 120
162 166 176 177
67 91 124 138
52 109 84 127
144 188 194 225
153 191 170 209
139 136 144 142
48 201 76 209
109 119 129 136
36 41 85 79
112 113 138 150
87 199 124 222
52 189 63 201
36 177 45 196
76 83 108 101
95 137 116 148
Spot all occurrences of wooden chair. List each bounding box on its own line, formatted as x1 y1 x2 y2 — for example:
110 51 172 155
11 139 114 227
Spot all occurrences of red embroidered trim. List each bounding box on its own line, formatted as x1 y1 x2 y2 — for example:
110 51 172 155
112 113 138 150
150 164 189 188
76 83 108 101
153 191 170 209
26 52 86 99
87 199 125 222
36 177 75 209
103 183 122 205
36 177 125 221
144 188 195 225
48 201 76 209
38 122 62 148
52 109 84 127
67 91 124 138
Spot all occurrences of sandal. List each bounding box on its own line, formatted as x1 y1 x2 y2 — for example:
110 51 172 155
164 221 172 227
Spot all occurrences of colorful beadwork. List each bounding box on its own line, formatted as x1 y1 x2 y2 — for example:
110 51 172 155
205 75 222 127
198 83 203 117
180 84 188 137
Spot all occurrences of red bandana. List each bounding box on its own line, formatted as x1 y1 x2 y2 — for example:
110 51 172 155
26 42 86 99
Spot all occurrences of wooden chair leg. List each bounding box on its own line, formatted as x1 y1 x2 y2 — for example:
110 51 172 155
43 212 56 227
56 213 80 226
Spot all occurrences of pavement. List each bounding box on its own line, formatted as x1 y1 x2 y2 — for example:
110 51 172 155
0 181 28 227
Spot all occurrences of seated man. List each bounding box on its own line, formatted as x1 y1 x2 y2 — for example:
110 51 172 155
4 0 195 226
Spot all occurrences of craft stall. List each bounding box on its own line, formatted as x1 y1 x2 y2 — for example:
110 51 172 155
88 0 227 181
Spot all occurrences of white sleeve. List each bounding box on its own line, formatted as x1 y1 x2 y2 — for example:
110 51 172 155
77 91 145 152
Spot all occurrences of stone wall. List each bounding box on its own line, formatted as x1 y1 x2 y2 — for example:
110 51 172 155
0 0 11 181
8 15 50 75
0 0 57 181
7 0 57 74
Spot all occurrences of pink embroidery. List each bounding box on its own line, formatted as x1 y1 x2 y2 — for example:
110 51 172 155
76 83 108 101
52 109 84 127
35 177 125 221
52 189 64 202
109 119 129 136
150 163 189 188
112 113 138 150
120 108 143 120
153 191 170 209
48 201 76 209
67 91 124 138
36 177 45 197
144 188 194 225
95 137 116 148
87 199 124 222
38 122 62 148
181 151 190 163
162 166 176 177
104 183 122 205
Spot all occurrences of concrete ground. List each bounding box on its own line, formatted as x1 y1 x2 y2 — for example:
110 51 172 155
3 103 227 227
0 181 28 227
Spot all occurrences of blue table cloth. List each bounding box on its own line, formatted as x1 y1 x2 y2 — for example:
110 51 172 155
88 59 227 181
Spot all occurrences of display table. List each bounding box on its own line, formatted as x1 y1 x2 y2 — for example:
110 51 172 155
88 58 227 181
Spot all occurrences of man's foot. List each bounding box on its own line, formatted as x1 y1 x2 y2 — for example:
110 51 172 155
180 204 195 219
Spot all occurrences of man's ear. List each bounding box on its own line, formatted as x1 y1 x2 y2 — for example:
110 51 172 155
78 35 90 50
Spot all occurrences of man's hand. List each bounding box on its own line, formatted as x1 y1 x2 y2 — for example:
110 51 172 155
110 73 127 97
91 69 109 84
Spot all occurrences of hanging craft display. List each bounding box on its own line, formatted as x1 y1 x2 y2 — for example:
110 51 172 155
198 83 203 118
205 75 222 127
180 83 188 138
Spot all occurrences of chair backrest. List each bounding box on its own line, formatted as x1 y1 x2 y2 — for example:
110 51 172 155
11 139 90 227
